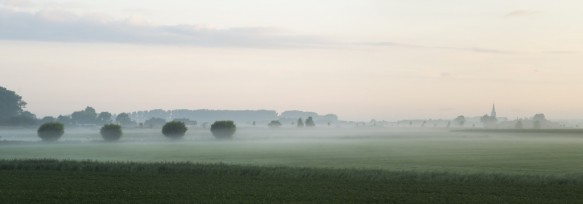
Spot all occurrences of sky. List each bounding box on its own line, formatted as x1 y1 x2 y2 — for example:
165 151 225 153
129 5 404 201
1 0 583 121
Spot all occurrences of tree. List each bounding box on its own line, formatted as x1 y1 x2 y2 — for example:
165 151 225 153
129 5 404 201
173 118 197 126
0 86 27 123
162 121 187 139
370 119 377 126
297 118 304 128
57 115 72 126
100 124 122 142
533 113 547 122
268 120 282 128
8 111 37 126
145 117 166 128
116 113 133 126
480 114 498 128
37 122 64 142
40 116 56 124
515 120 524 129
97 112 112 125
210 121 236 139
532 113 546 129
454 116 466 127
71 107 98 125
533 120 542 129
305 117 315 127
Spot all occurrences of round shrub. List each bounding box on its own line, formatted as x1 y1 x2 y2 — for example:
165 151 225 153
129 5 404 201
162 121 188 139
100 124 122 142
37 122 64 142
210 121 236 139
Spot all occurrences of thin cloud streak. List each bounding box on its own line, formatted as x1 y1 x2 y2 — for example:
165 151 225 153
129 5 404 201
505 10 543 18
364 42 513 54
0 8 329 48
543 50 581 54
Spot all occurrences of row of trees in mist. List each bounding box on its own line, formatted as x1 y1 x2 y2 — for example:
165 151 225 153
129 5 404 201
0 85 570 129
37 120 237 142
394 113 557 129
267 117 317 128
0 86 336 128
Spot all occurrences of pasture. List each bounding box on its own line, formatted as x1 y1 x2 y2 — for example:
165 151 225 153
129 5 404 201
1 127 583 175
2 127 583 203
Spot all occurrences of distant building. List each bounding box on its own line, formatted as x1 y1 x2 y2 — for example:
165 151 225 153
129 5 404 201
491 104 497 118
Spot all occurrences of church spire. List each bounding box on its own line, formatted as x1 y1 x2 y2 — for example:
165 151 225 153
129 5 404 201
491 104 497 118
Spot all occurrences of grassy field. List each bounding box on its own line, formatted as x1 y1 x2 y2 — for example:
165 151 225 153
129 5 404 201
1 159 582 204
2 127 583 203
2 127 583 174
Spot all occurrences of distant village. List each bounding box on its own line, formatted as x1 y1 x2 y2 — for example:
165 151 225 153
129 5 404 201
383 104 573 129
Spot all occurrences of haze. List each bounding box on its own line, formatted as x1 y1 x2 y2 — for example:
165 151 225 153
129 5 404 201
1 0 583 120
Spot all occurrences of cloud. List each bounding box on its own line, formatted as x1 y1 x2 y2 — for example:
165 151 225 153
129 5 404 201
543 50 581 54
364 42 512 54
505 10 542 18
0 8 329 48
0 0 34 8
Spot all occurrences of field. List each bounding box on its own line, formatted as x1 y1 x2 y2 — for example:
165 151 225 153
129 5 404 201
1 127 583 203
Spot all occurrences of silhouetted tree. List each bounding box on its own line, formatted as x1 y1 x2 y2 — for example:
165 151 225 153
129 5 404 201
268 120 282 128
454 115 466 127
370 119 377 126
97 112 112 125
162 121 188 139
8 111 37 126
100 124 122 142
480 114 497 128
37 122 64 142
57 115 73 126
210 121 236 139
515 120 524 129
173 118 197 126
71 107 98 125
0 86 27 123
297 118 304 128
533 120 542 129
144 117 166 128
533 113 547 122
305 117 315 127
116 113 133 126
40 116 56 124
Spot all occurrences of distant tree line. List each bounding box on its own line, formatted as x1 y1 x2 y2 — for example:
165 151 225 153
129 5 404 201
35 120 237 142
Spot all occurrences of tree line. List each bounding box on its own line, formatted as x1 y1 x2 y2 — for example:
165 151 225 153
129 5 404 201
37 120 237 142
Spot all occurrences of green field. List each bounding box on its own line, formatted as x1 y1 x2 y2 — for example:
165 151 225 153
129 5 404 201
1 159 582 204
1 127 583 203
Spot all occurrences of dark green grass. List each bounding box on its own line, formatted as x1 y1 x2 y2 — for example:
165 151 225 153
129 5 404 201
0 160 582 204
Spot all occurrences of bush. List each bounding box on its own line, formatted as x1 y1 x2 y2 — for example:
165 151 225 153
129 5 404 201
305 117 315 127
162 121 188 139
210 121 236 139
268 120 282 128
100 124 122 141
37 122 64 142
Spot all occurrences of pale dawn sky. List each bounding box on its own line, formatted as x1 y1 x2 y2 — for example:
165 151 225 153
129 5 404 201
1 0 582 120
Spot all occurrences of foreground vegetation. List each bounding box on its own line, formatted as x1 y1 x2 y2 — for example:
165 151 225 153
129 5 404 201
0 159 582 203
